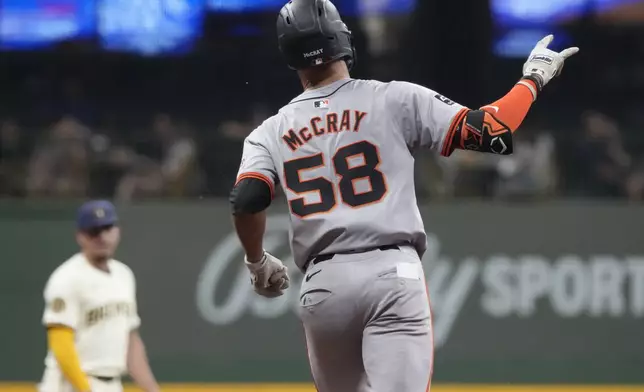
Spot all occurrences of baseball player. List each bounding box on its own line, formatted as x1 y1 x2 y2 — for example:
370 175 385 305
229 0 579 391
39 200 160 392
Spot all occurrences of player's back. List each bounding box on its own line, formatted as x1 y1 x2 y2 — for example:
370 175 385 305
238 78 465 270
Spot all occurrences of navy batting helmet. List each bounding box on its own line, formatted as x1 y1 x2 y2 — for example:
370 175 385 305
277 0 356 71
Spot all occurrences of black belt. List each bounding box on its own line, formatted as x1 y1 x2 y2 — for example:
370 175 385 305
90 375 119 382
307 244 401 268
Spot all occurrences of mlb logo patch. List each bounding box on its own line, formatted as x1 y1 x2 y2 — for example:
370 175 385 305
314 99 330 109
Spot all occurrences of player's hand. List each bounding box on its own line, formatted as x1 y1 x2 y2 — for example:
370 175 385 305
522 34 579 97
245 251 291 298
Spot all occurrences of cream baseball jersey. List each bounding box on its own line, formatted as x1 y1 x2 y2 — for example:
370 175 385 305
236 78 466 270
42 253 140 376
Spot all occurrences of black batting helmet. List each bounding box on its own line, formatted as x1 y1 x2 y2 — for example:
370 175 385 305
277 0 356 71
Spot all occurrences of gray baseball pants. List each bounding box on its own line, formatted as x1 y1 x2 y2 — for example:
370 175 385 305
298 245 434 392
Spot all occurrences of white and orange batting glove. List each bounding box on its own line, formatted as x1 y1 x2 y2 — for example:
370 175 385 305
245 251 290 298
520 34 579 101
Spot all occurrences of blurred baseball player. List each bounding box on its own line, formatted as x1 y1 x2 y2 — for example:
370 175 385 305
39 200 160 392
229 0 578 391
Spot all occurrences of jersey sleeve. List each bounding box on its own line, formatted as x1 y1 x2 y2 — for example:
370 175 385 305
387 81 468 152
130 301 141 330
235 126 278 197
130 282 141 330
42 271 81 329
125 265 141 330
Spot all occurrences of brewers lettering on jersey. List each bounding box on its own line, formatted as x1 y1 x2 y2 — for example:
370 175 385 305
229 1 578 391
39 200 160 392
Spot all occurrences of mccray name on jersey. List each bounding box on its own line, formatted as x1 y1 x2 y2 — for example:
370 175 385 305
282 110 368 151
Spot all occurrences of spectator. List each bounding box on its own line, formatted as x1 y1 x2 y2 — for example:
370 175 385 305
571 111 632 198
204 103 270 197
494 131 558 200
115 113 202 200
438 150 500 198
25 116 91 198
86 124 132 198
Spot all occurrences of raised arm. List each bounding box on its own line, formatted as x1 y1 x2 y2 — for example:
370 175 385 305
392 35 578 157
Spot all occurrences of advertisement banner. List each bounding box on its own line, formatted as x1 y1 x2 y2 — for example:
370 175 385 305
1 201 643 383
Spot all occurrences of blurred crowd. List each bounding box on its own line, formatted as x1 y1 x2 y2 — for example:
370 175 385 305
426 110 644 202
0 104 260 201
1 5 644 203
2 85 644 202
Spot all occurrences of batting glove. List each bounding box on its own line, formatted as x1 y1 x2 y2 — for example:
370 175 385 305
245 251 291 298
520 34 579 101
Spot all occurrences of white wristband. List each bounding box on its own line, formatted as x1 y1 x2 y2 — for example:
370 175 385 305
245 251 267 266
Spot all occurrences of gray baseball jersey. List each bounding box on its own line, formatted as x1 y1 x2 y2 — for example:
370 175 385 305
236 78 466 271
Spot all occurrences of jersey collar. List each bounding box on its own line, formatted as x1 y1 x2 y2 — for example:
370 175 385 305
290 78 354 103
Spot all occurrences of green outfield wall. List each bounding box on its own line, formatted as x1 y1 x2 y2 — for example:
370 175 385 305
1 201 643 384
